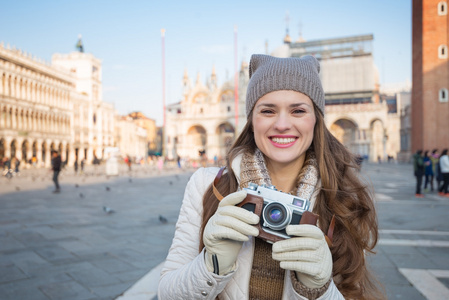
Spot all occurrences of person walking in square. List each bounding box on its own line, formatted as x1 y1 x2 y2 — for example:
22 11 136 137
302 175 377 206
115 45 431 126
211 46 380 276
51 150 62 193
413 150 425 197
430 149 440 191
423 151 434 192
438 149 449 197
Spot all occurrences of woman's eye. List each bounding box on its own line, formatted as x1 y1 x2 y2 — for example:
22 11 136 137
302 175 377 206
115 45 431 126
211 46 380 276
261 110 274 114
292 109 306 114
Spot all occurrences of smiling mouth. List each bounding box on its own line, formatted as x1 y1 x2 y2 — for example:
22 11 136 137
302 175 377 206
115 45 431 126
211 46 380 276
270 137 297 144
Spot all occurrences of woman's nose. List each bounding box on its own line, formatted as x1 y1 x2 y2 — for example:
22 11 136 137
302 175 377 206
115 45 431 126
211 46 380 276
273 114 291 132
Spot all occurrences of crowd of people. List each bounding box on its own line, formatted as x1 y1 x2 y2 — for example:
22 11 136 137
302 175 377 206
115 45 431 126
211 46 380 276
413 149 449 197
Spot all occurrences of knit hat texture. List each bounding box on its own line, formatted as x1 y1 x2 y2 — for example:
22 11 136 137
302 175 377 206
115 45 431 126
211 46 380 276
246 54 325 117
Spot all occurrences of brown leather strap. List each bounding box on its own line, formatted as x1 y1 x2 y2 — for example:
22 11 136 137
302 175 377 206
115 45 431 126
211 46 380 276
212 167 226 201
325 215 336 247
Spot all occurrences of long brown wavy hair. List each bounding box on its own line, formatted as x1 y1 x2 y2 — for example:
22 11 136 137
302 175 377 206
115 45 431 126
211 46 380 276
199 105 385 299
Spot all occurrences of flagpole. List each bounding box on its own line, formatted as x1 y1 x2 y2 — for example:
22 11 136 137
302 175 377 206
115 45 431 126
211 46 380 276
234 25 239 131
161 28 166 156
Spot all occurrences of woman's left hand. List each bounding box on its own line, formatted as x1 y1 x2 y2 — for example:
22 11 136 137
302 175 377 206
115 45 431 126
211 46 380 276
272 224 332 289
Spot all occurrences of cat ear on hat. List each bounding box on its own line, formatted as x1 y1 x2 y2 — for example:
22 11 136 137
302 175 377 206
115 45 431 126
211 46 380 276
249 54 269 78
301 55 321 73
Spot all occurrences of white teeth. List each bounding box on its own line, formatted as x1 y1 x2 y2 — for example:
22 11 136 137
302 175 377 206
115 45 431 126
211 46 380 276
271 137 296 144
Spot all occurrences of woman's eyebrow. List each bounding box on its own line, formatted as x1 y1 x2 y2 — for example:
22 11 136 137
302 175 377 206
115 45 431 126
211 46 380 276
289 103 311 108
255 103 276 108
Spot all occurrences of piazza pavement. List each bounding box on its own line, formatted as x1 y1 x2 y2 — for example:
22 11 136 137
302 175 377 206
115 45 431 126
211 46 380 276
0 160 449 300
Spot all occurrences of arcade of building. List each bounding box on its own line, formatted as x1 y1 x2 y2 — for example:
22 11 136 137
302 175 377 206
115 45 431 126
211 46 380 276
0 42 149 168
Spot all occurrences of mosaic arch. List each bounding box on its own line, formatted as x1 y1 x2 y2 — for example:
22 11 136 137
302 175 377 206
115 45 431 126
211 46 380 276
216 122 235 158
186 125 207 158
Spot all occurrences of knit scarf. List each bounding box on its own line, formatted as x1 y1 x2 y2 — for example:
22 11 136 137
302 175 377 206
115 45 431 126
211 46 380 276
239 148 319 300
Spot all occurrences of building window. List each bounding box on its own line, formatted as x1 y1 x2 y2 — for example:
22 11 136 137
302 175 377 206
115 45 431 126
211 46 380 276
227 106 231 112
438 1 448 15
440 88 448 102
439 45 448 59
200 108 203 114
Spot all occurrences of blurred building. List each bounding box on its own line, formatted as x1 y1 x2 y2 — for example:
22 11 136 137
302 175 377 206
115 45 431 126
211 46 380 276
165 66 248 160
0 41 148 167
273 33 403 161
52 51 116 164
412 0 449 152
127 111 157 155
116 116 147 161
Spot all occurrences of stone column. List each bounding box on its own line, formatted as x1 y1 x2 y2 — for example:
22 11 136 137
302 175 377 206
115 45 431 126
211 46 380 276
36 139 42 167
4 137 11 160
44 140 51 168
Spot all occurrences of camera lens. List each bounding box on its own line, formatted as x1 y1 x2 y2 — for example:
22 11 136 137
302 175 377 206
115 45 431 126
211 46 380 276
262 202 291 230
269 208 282 222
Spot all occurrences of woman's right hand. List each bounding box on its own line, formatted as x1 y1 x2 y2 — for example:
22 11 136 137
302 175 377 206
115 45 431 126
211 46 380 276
203 190 259 275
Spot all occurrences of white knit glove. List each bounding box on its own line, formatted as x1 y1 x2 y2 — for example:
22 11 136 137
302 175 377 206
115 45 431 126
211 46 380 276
272 224 332 289
203 190 259 275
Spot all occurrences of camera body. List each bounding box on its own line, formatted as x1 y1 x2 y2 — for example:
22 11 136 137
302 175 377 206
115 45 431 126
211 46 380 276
238 183 318 243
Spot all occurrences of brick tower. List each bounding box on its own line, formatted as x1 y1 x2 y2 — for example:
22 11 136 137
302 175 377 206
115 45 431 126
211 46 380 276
412 0 449 152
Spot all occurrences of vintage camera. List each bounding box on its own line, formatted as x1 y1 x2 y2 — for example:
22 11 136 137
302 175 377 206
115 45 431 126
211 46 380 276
238 183 318 243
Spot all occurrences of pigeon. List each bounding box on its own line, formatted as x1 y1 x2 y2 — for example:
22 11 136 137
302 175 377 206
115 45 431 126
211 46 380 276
75 184 79 188
79 193 84 198
105 186 110 191
159 215 168 224
103 206 115 214
129 178 132 183
169 181 173 185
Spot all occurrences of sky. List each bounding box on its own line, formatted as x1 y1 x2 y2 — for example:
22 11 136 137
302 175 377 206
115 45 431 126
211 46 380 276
0 0 411 126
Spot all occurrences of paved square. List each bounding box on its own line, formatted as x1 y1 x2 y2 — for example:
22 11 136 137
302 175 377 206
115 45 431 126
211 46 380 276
1 162 449 299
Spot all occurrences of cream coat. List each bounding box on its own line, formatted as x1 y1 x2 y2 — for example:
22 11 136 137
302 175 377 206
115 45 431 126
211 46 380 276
158 163 345 300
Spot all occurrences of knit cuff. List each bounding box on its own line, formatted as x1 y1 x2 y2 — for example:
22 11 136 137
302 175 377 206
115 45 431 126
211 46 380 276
290 271 332 300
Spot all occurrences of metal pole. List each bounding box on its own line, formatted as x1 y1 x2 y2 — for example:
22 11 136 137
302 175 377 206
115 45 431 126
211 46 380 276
234 26 239 131
161 28 166 157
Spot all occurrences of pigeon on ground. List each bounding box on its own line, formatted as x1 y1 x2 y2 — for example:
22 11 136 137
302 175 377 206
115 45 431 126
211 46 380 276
169 181 173 185
105 186 110 191
103 206 115 214
129 178 132 183
79 193 84 198
75 184 79 188
159 215 168 224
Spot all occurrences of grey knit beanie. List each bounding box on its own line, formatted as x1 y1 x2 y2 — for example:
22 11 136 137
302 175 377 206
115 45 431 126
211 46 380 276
246 54 325 117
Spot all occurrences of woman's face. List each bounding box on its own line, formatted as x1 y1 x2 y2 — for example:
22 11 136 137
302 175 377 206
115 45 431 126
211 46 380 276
252 90 316 169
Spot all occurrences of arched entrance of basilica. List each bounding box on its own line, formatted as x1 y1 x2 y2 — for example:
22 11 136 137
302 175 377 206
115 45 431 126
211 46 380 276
216 122 235 159
187 125 207 159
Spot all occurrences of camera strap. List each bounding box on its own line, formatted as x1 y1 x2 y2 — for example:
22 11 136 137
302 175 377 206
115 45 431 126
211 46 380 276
212 167 226 201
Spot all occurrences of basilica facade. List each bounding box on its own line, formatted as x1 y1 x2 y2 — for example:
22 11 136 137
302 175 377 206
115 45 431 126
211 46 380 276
165 33 406 162
165 66 248 161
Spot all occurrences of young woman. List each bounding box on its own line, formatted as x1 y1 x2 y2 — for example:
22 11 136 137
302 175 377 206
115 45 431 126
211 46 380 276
158 55 383 299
